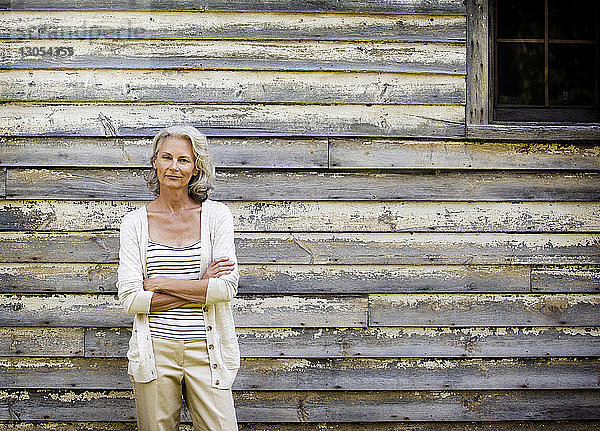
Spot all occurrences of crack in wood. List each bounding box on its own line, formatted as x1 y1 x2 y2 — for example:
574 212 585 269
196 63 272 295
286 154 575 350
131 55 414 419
403 112 464 126
290 234 315 264
8 401 20 420
296 396 309 422
97 113 117 136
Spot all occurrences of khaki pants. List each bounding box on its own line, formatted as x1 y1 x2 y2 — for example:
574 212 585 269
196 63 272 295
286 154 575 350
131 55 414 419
130 337 238 431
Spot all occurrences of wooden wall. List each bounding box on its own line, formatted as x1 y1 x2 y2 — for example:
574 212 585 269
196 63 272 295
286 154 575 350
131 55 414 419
1 1 599 429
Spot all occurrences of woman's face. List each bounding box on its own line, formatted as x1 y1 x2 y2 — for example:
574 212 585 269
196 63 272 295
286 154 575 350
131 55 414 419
153 136 198 190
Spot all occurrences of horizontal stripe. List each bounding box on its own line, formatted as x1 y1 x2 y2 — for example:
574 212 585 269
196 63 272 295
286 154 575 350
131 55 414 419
147 239 205 340
148 239 201 249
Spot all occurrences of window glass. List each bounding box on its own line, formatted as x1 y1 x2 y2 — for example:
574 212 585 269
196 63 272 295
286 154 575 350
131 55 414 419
497 42 545 105
549 43 597 106
549 0 597 40
494 0 599 121
497 0 545 39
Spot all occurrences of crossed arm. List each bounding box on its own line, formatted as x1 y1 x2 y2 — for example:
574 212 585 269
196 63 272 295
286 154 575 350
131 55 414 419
144 257 234 312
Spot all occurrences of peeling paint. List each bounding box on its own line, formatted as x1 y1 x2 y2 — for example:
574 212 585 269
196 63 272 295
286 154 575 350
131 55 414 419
47 390 133 403
371 293 600 308
412 358 459 370
0 390 31 401
235 295 363 315
558 327 600 337
0 358 75 369
242 328 302 340
373 327 455 338
0 294 122 313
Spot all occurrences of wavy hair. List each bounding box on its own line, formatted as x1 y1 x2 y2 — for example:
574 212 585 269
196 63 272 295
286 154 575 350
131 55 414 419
146 126 215 202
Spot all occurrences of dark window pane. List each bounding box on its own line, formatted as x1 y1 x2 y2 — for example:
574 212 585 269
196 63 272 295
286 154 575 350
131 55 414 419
549 0 598 40
497 0 545 39
497 42 545 105
549 43 598 106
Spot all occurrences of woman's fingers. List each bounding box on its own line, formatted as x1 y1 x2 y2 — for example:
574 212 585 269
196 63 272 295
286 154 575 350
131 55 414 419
214 263 235 271
202 257 234 279
211 257 230 264
215 268 233 275
210 258 234 270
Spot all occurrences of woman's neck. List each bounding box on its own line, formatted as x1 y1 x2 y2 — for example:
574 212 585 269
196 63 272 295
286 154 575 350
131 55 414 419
152 187 198 215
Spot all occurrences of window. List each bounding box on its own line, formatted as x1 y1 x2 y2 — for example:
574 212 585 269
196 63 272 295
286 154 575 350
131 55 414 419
494 0 599 122
466 0 600 139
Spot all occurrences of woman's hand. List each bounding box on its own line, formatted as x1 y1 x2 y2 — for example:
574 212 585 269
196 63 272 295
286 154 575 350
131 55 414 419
202 257 235 279
143 276 173 292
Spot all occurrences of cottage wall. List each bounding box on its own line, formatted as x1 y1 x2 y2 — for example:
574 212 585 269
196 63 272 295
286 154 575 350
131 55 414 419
0 1 599 429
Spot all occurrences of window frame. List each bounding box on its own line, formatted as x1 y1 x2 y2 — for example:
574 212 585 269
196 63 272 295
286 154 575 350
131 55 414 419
466 0 600 140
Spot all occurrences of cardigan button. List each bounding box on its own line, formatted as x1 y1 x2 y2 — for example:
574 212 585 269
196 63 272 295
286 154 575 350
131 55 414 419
208 344 214 350
215 380 220 386
206 326 213 331
203 306 209 312
212 364 218 369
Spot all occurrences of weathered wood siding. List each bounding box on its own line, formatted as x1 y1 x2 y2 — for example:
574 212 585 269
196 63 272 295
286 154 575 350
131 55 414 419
0 1 599 429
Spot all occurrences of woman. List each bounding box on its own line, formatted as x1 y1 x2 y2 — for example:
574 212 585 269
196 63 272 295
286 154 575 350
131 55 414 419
117 125 240 430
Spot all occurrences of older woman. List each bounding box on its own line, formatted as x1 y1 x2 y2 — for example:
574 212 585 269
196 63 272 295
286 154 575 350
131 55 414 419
117 125 240 430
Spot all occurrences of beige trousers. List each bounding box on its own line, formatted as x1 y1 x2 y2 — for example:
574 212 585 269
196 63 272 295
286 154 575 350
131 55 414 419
130 337 238 431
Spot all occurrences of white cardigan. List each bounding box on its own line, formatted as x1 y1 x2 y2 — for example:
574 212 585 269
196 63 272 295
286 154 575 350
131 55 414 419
116 199 240 389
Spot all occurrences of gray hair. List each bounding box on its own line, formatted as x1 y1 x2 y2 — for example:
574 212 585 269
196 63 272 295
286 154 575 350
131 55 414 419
146 126 215 202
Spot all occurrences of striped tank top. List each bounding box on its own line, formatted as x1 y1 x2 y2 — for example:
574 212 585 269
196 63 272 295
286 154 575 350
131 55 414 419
146 238 206 340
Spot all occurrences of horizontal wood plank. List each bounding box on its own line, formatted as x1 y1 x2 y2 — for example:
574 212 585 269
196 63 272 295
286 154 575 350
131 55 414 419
5 169 599 201
243 423 600 431
467 124 600 142
0 137 327 169
235 389 600 421
1 199 597 232
0 294 367 328
330 138 600 169
0 11 466 42
1 39 466 74
2 200 598 233
369 294 600 327
13 137 599 170
0 232 119 264
1 422 599 431
1 232 598 265
227 232 600 265
3 136 599 170
0 70 465 105
0 423 145 431
0 263 118 294
0 103 465 137
1 357 598 390
4 293 599 328
0 0 467 14
0 389 597 422
294 262 522 293
0 327 83 357
0 263 533 294
0 357 130 390
532 265 600 293
85 327 600 358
